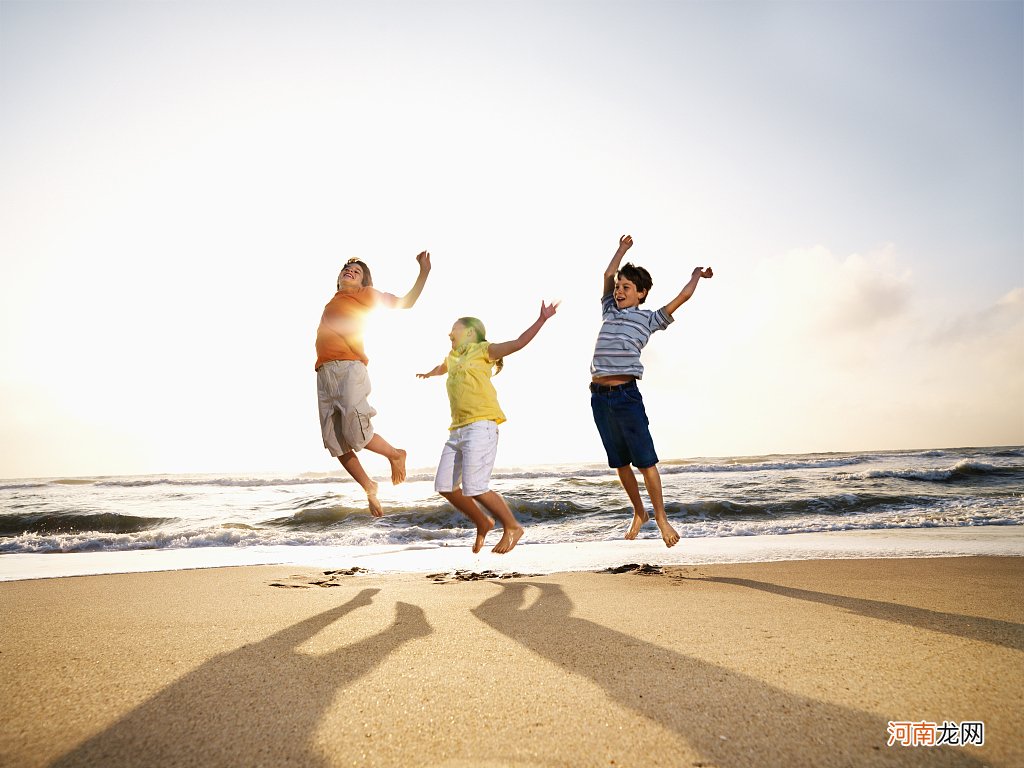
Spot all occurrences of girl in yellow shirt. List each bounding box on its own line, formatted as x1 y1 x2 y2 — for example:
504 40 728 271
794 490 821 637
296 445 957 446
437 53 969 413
418 302 558 554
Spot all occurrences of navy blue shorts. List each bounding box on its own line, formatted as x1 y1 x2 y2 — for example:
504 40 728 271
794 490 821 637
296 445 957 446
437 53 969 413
590 381 659 469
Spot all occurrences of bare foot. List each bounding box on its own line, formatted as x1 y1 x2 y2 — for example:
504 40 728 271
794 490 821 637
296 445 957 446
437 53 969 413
656 518 679 548
389 449 407 485
473 517 495 553
492 525 524 554
366 481 383 517
625 508 649 540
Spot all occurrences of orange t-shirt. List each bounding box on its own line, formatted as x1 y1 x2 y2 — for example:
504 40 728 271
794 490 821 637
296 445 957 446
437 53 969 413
314 287 397 369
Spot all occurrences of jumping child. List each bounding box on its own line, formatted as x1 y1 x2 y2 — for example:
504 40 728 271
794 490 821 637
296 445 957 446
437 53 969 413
315 252 431 516
418 302 558 554
589 234 712 547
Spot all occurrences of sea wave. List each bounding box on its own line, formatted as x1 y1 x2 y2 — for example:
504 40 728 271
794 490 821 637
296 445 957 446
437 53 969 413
661 456 870 474
264 501 457 529
3 513 1019 554
831 460 1023 483
3 447 1021 558
0 511 172 536
6 486 1016 543
0 519 477 553
662 493 944 519
262 505 371 527
0 482 50 491
31 456 882 490
4 448 1016 491
259 493 904 533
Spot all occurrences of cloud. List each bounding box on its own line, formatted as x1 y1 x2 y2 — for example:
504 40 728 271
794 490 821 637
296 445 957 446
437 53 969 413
641 244 1022 457
750 243 913 339
929 286 1024 348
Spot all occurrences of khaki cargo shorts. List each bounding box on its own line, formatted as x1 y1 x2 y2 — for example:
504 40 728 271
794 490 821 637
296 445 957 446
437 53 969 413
316 360 377 457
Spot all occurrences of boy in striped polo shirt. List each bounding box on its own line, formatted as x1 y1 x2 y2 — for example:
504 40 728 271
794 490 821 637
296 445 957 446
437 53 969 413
590 234 713 547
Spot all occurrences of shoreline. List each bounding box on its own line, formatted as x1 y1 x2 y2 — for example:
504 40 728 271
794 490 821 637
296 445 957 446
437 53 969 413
1 524 1022 583
2 555 1021 767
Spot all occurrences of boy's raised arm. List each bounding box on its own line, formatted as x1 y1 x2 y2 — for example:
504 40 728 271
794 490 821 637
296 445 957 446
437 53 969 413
603 235 633 296
395 251 432 309
663 266 713 316
487 301 559 360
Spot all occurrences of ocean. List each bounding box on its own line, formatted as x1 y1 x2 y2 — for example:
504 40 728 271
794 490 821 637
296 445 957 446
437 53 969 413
2 446 1022 580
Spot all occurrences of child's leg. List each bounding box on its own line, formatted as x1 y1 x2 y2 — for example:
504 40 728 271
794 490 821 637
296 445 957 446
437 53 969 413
615 465 649 539
435 427 494 552
454 421 517 553
637 465 679 548
591 384 657 541
337 452 383 517
440 488 495 553
362 433 407 485
470 491 524 554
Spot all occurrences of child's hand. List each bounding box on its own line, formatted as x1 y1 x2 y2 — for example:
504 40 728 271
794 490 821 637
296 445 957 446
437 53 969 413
416 251 431 271
417 362 446 378
617 234 633 254
693 266 713 279
539 301 560 321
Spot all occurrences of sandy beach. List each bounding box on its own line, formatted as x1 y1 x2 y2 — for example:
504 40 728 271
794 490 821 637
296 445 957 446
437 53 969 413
1 556 1021 767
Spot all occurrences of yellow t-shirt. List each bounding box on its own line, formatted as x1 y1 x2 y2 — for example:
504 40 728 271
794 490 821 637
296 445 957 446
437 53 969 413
445 341 507 429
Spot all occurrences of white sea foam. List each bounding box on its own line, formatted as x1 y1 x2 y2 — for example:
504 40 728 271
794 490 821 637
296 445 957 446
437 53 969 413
1 526 1022 582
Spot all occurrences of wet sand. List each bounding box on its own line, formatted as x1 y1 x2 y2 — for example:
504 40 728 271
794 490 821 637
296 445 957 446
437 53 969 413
1 556 1021 767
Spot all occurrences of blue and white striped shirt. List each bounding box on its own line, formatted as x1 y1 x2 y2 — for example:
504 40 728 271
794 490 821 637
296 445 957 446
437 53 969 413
590 293 674 379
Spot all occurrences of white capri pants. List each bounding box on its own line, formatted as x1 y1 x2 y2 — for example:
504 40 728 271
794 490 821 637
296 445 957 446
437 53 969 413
433 420 499 497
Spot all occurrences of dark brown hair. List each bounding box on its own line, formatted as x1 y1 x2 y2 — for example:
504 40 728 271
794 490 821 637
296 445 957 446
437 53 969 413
617 263 653 304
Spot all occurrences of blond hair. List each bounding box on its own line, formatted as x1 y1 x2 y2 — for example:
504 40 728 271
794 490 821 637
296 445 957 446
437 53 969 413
457 317 503 374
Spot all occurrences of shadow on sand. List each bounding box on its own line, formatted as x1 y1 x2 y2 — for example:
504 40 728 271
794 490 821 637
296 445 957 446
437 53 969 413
51 588 431 768
472 581 986 768
698 576 1024 653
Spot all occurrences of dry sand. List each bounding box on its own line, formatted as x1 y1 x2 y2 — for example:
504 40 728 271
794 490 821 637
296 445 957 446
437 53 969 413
1 556 1021 767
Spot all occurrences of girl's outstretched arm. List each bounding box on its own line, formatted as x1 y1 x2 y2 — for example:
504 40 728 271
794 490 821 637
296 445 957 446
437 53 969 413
486 301 559 361
603 235 633 296
416 360 448 379
396 251 432 309
663 267 713 316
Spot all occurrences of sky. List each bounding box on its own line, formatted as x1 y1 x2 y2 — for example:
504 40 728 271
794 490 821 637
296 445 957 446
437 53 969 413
1 0 1021 480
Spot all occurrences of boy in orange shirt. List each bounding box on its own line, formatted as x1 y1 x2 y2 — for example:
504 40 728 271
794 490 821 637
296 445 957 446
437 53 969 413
315 252 430 515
